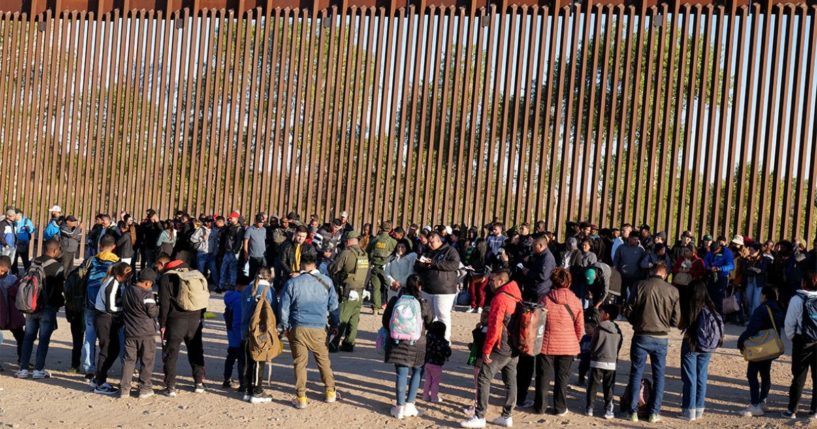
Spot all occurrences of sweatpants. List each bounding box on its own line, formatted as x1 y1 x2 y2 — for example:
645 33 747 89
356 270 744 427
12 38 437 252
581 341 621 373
120 337 157 394
94 312 123 385
162 317 206 390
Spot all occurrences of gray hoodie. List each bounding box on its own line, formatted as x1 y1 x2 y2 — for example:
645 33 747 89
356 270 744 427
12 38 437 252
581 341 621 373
590 319 623 370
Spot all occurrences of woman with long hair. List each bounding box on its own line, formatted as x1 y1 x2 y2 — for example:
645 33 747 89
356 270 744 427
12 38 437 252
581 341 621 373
679 280 722 421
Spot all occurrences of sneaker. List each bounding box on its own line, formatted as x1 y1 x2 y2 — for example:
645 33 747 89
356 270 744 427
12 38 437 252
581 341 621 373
250 395 273 404
293 396 308 409
162 388 178 398
460 416 486 428
783 410 796 419
403 403 419 417
390 404 405 419
627 413 638 422
339 343 355 353
585 407 593 417
516 399 534 409
462 405 476 417
88 379 98 390
15 369 30 379
648 414 662 423
551 409 568 417
476 307 483 314
740 404 764 417
222 380 233 389
326 389 337 403
695 408 705 420
681 409 696 421
94 383 119 396
466 308 476 313
490 415 513 427
32 370 51 379
139 390 154 399
604 409 615 420
194 383 206 393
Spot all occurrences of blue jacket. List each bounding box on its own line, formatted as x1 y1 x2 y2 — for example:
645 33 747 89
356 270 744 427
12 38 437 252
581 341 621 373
704 247 735 278
15 217 36 244
223 290 243 348
85 252 120 308
279 269 339 330
43 220 60 241
239 280 277 341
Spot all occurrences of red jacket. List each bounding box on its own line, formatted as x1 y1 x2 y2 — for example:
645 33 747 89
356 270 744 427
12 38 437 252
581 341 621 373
482 281 522 356
540 287 584 356
672 255 706 280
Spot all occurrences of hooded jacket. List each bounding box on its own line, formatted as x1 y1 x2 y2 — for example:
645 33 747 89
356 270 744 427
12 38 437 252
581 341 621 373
224 289 243 347
625 275 680 336
540 287 584 356
482 280 522 356
414 244 461 295
122 283 159 338
84 251 120 308
590 319 623 370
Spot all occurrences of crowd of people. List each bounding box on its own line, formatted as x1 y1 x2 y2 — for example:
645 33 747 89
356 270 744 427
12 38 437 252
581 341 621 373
1 204 817 427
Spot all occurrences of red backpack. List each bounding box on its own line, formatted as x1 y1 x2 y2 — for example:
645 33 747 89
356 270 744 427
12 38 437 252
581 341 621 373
503 292 548 356
15 259 57 313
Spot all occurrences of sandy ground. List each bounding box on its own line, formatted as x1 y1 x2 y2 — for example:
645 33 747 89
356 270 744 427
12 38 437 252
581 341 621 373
0 297 811 429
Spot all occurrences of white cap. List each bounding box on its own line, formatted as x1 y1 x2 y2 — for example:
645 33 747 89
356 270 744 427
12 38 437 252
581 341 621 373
444 225 453 235
341 211 348 218
49 205 62 213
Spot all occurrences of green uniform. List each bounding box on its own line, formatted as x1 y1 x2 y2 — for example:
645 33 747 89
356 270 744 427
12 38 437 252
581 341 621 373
329 246 369 348
366 233 397 309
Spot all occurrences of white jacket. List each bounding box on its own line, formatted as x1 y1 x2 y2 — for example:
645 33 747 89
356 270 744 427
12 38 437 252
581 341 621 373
384 252 418 288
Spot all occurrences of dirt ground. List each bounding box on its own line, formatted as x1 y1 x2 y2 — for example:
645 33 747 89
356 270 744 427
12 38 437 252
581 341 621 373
0 297 811 428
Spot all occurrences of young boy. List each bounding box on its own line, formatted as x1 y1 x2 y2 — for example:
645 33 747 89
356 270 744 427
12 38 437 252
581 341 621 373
585 304 623 419
0 255 24 369
223 280 246 390
120 268 159 399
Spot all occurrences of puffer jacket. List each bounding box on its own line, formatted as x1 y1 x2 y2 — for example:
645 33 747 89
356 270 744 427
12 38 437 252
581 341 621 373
414 244 461 295
540 287 584 356
382 293 433 367
482 281 522 356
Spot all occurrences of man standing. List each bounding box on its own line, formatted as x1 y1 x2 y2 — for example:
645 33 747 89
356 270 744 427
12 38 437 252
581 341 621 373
522 236 556 301
243 213 268 280
366 221 397 315
614 235 645 301
218 212 243 293
158 258 207 396
59 216 82 274
16 240 64 380
277 226 316 290
329 231 369 352
414 231 461 341
140 210 163 270
461 271 520 428
703 241 735 315
623 263 680 423
486 223 507 265
43 206 62 241
14 209 35 275
207 216 224 286
279 252 339 409
610 224 632 262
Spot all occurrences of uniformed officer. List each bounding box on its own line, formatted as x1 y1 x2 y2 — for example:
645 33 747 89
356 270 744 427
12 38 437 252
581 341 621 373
328 230 369 352
366 221 397 315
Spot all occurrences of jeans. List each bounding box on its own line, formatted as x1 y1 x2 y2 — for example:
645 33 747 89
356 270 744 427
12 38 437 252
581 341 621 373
627 335 668 415
82 308 98 374
680 341 711 412
420 292 457 341
220 252 238 290
747 359 773 406
19 308 58 371
395 365 424 406
746 277 763 316
787 335 817 412
475 353 518 419
196 252 209 275
207 253 220 285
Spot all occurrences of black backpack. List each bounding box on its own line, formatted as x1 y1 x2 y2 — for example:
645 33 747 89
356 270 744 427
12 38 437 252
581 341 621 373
801 294 817 343
64 258 93 314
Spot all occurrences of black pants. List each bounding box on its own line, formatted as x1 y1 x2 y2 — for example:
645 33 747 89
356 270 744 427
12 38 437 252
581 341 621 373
748 359 773 406
142 248 158 271
244 341 265 396
586 367 616 409
516 354 536 405
475 353 518 419
248 257 266 280
788 336 817 412
94 312 123 385
162 317 206 389
11 326 24 365
14 244 29 276
67 310 85 369
535 355 573 414
224 345 246 383
120 337 156 392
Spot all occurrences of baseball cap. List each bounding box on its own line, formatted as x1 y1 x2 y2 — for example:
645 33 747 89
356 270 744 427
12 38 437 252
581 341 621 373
229 211 240 220
585 268 597 285
49 205 62 213
137 268 158 283
66 215 78 222
340 211 349 218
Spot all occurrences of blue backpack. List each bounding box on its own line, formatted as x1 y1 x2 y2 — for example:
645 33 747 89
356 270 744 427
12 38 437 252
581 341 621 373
695 308 723 353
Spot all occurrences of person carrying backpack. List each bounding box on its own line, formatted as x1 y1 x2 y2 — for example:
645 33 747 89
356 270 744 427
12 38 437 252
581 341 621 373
239 268 276 403
158 259 209 396
90 262 133 395
119 268 159 399
679 280 723 421
382 274 433 419
279 252 339 410
15 240 64 380
784 269 817 419
79 235 120 380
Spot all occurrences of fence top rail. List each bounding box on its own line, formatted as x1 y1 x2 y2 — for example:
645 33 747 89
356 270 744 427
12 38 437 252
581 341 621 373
2 0 813 17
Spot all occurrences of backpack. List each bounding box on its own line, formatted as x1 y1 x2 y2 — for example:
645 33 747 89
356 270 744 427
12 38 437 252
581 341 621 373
15 259 57 313
63 258 93 314
248 283 282 362
695 307 724 352
166 268 210 311
504 293 548 356
801 294 817 343
620 378 654 418
389 295 423 342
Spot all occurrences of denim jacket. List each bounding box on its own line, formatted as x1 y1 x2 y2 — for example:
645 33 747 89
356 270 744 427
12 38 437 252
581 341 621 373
279 269 339 330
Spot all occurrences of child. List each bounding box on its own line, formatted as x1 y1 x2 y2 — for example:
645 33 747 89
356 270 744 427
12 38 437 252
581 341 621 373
223 279 246 389
585 304 623 419
423 321 452 402
0 255 24 370
240 268 276 404
120 268 159 399
464 308 489 416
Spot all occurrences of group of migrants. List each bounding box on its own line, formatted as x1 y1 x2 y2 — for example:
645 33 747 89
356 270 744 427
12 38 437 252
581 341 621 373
1 205 817 427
